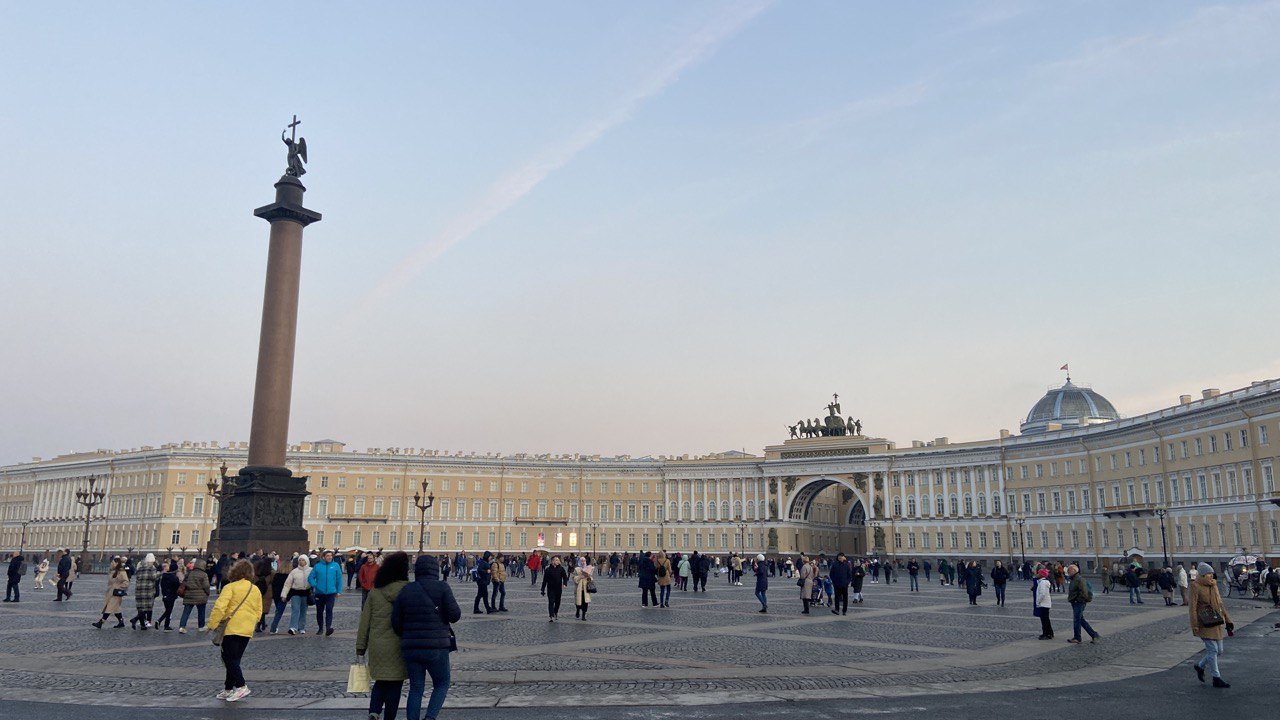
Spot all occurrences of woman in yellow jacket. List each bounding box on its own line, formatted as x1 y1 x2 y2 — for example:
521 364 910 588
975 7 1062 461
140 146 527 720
206 559 263 702
1189 562 1234 688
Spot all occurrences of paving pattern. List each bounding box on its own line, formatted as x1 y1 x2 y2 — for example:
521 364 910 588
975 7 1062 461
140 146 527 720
0 569 1271 709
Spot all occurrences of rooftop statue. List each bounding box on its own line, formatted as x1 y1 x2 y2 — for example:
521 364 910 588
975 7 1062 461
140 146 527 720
282 115 308 177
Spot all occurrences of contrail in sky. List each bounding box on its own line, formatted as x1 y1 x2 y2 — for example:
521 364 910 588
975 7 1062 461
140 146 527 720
345 1 772 323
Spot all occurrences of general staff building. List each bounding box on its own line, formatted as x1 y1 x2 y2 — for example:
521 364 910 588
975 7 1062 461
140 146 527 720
2 378 1278 570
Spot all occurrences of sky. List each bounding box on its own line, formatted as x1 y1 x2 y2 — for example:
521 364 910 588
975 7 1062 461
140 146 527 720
1 1 1278 465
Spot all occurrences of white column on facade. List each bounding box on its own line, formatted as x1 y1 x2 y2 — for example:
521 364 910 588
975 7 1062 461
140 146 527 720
898 472 908 519
752 477 759 520
765 477 774 519
676 481 683 520
913 472 922 520
728 479 736 519
663 480 669 521
996 465 1006 513
715 479 723 520
984 466 993 515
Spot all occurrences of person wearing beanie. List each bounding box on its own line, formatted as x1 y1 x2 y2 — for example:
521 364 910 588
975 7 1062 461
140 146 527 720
394 554 461 720
129 553 160 629
1033 567 1053 639
1189 562 1233 687
754 554 770 612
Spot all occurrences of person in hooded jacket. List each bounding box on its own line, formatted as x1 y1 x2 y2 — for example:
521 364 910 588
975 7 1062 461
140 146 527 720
540 555 569 621
753 553 769 612
358 552 410 720
393 554 461 720
156 561 182 631
472 551 494 614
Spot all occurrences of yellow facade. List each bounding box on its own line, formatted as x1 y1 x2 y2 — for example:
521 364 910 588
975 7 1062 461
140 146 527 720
2 380 1277 570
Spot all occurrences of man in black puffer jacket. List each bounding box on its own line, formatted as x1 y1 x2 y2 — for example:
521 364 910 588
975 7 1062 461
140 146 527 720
472 551 494 614
394 555 461 720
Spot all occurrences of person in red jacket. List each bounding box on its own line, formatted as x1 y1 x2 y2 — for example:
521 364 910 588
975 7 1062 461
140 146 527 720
358 553 380 607
527 553 542 586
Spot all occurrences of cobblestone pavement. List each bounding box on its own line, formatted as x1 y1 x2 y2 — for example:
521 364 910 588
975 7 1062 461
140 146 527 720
0 571 1273 711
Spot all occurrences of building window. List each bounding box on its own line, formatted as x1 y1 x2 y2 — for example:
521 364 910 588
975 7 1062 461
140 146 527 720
950 532 959 549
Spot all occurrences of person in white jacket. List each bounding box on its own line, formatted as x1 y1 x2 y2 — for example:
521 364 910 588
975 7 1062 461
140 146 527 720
1177 564 1189 606
280 556 311 635
1034 567 1053 639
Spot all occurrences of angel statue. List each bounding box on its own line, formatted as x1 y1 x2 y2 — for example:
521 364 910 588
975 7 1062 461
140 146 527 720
283 118 308 177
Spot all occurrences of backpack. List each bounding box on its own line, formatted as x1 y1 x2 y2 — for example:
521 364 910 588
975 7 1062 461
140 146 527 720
1083 580 1094 603
656 563 667 578
18 562 27 576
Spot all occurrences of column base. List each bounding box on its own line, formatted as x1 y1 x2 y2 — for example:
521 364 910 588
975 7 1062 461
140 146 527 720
209 466 310 558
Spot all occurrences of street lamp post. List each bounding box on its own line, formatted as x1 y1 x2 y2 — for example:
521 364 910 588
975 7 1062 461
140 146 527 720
589 522 600 559
1154 505 1170 569
413 480 436 554
1014 514 1027 572
206 462 239 553
74 476 107 558
736 520 747 552
19 521 31 556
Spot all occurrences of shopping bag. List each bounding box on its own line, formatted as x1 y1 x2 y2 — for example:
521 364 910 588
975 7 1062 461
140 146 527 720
347 662 371 694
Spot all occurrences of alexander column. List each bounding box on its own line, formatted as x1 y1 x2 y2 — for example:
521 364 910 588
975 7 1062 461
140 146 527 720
210 116 321 557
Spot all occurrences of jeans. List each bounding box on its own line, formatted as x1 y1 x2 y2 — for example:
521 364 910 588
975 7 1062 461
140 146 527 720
179 603 207 630
370 679 404 720
314 593 336 630
1197 638 1223 678
994 584 1006 605
909 575 919 591
1129 586 1143 603
405 649 451 720
530 569 539 586
269 597 287 632
221 635 249 690
289 595 307 631
755 589 767 607
473 582 492 612
1071 602 1098 640
491 581 506 610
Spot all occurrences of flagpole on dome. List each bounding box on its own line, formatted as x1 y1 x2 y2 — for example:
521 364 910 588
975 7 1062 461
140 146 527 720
1060 363 1071 384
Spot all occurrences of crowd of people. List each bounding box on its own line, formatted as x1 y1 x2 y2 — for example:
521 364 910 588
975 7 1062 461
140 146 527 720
3 544 1270 711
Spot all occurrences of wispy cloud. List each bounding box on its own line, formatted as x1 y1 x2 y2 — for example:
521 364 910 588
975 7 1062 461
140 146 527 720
345 1 773 323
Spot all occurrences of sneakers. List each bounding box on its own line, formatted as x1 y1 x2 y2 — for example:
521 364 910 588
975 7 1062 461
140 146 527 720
216 690 231 700
288 628 296 636
1067 638 1082 644
226 686 251 702
177 627 186 634
1091 635 1101 644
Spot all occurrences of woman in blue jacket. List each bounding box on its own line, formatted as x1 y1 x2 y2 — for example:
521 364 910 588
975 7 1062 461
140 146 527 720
393 555 461 720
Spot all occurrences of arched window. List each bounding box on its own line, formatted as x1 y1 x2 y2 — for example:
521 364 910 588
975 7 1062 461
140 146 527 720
993 494 1002 514
746 500 755 518
668 502 677 520
950 494 959 515
695 502 704 520
682 502 690 520
936 496 945 515
893 497 902 516
708 503 718 520
964 494 973 515
733 501 742 519
721 501 730 519
907 497 917 516
977 493 987 515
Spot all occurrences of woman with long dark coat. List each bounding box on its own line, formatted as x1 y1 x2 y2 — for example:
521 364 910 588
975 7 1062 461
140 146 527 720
540 556 569 622
638 551 658 607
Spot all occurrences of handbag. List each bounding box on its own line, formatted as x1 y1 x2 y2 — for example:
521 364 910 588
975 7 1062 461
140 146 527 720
306 587 317 606
211 586 252 646
112 588 128 597
346 661 371 694
176 583 187 598
587 578 598 594
1196 604 1224 628
796 578 804 588
435 604 458 652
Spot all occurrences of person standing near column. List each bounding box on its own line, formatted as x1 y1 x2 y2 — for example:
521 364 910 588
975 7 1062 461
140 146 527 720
308 549 343 636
